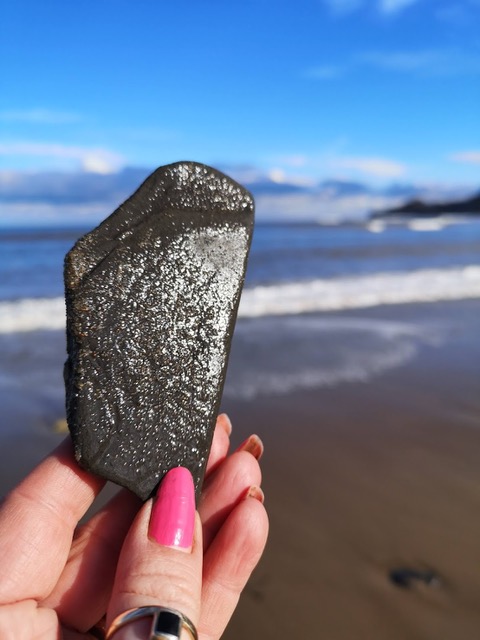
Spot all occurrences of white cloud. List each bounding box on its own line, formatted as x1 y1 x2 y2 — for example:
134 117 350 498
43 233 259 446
324 0 476 19
1 165 476 225
255 191 402 222
0 201 110 225
263 167 315 187
0 142 125 174
81 153 121 174
0 109 81 124
450 150 480 165
219 165 267 185
330 156 407 178
268 169 287 183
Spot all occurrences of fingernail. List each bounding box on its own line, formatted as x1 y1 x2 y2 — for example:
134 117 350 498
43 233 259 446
149 467 195 549
217 413 232 436
246 485 265 504
236 434 264 460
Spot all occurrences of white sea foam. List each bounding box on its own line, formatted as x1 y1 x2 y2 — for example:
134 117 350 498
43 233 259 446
0 265 479 333
0 298 66 333
239 265 480 317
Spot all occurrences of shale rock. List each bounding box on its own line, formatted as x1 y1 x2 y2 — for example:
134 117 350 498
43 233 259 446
64 162 254 500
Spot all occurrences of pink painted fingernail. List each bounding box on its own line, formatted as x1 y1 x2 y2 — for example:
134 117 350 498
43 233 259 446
149 467 195 549
236 434 264 460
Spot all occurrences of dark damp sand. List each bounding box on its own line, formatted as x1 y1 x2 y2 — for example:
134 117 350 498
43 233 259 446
221 301 480 640
1 300 480 639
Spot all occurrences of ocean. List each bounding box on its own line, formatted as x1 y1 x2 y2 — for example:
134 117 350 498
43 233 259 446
1 220 480 402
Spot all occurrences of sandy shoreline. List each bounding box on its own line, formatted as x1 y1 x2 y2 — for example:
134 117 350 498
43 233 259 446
1 299 480 638
222 301 480 639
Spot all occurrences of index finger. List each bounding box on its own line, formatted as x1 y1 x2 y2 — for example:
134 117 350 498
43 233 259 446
0 438 104 605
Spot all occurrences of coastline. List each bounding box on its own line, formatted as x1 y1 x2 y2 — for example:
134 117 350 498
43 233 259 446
1 299 480 638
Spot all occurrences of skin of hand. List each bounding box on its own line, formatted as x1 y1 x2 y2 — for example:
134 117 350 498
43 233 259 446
0 414 269 640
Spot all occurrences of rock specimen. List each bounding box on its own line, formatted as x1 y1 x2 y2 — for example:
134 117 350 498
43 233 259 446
64 162 254 500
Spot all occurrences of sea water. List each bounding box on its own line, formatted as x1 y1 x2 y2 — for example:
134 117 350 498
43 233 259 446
1 220 479 398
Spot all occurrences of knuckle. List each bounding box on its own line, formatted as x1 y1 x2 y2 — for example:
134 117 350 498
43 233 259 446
119 556 199 618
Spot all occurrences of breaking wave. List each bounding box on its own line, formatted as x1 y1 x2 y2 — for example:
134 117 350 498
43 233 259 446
1 265 479 333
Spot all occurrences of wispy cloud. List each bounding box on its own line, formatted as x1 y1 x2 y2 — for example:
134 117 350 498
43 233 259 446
323 0 363 15
0 167 150 206
436 0 480 24
322 0 422 15
272 154 309 168
379 0 421 14
359 49 480 75
450 150 480 165
0 142 125 174
0 165 475 224
435 4 469 25
304 64 345 79
0 109 81 124
330 156 407 178
307 48 480 80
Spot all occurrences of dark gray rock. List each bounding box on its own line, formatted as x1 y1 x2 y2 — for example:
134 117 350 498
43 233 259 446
389 568 441 589
64 162 254 500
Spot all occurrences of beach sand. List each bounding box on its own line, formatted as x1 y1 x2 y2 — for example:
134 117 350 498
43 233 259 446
1 300 480 639
222 300 480 639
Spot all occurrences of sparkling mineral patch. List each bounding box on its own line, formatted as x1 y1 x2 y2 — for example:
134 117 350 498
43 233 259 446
64 162 254 500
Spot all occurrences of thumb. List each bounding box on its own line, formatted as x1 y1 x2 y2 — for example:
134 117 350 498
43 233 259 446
106 467 201 640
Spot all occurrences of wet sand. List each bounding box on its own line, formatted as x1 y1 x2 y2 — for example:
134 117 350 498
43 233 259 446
223 301 480 639
1 300 480 639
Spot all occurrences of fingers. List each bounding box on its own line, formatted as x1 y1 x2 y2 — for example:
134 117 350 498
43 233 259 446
106 468 202 640
0 412 265 640
32 417 232 635
40 489 141 633
0 600 60 640
235 433 264 461
205 414 232 476
200 496 269 640
200 442 263 550
42 416 232 632
0 438 105 604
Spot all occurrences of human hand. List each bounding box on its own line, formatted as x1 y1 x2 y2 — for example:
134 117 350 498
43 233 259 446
0 414 268 639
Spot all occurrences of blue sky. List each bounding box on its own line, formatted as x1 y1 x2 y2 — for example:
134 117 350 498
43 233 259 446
1 0 479 222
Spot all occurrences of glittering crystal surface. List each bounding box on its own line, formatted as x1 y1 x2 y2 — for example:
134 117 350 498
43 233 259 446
64 162 254 500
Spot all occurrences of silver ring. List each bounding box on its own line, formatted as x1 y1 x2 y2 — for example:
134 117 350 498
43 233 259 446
105 605 198 640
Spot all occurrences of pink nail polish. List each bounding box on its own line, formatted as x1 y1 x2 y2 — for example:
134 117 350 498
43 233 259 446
149 467 195 549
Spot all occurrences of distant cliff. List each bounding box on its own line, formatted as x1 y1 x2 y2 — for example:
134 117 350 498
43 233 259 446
371 192 480 219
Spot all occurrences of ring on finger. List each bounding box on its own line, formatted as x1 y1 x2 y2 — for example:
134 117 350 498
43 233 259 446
105 605 198 640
